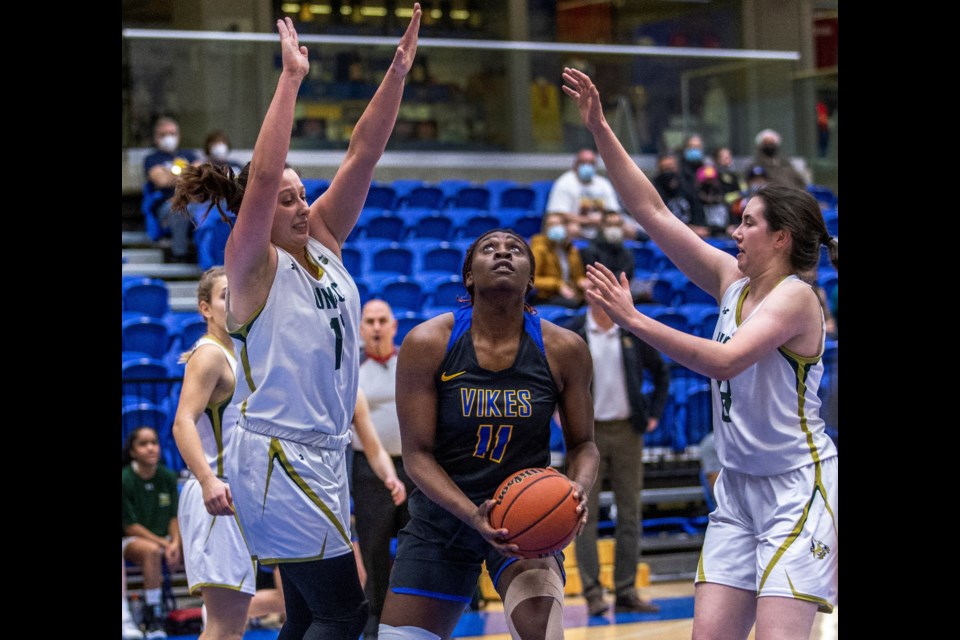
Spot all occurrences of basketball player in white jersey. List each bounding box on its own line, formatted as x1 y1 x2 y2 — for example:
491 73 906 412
564 67 837 640
171 8 421 637
172 267 284 639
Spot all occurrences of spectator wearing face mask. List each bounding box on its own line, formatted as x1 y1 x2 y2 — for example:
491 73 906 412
580 211 635 283
651 152 708 237
143 116 200 262
529 212 587 308
203 130 243 175
679 134 706 189
751 128 807 189
546 148 637 241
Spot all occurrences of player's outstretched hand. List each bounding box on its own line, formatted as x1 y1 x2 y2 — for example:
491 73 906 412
277 16 309 78
391 3 422 77
562 67 605 133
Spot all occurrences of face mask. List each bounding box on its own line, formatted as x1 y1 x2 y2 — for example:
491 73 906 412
577 163 596 182
546 225 567 242
580 225 599 240
684 148 703 163
602 226 624 243
209 142 229 160
158 134 179 153
760 143 778 157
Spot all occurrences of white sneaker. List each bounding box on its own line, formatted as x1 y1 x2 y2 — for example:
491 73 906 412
122 617 145 640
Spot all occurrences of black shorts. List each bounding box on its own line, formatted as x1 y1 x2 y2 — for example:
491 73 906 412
388 491 565 603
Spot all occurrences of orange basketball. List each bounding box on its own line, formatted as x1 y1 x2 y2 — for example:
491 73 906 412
488 467 580 559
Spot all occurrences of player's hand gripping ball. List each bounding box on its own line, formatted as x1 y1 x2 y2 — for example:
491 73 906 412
488 467 580 559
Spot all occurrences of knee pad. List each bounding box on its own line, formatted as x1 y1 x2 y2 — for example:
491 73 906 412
378 623 441 640
502 568 564 640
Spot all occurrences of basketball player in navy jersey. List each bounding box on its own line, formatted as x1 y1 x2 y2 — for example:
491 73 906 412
378 230 599 640
564 67 837 640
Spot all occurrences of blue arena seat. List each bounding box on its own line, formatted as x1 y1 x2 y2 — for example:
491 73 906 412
528 180 555 215
459 213 501 239
302 178 330 202
684 381 713 450
404 186 445 210
512 214 544 239
646 307 690 334
364 214 406 241
437 179 472 204
340 245 363 277
177 315 208 351
498 186 536 211
193 211 233 270
410 213 455 241
426 275 468 308
807 184 838 209
394 311 425 345
452 186 491 210
390 179 425 202
122 401 169 442
682 280 716 306
122 316 171 359
365 184 397 210
417 243 463 277
123 278 169 318
368 244 415 278
378 276 425 312
122 356 172 405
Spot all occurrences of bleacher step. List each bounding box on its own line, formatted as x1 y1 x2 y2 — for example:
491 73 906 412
122 263 204 280
122 248 164 265
167 281 201 312
122 231 152 247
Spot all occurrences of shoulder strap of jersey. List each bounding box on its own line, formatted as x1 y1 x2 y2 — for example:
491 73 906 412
446 306 473 353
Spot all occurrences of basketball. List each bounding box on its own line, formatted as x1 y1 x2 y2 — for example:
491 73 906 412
488 467 580 559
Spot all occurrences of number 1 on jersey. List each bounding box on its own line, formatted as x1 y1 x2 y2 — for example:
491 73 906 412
329 316 344 370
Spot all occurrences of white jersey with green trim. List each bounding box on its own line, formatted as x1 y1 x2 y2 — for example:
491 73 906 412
190 336 238 477
711 276 837 475
228 237 360 449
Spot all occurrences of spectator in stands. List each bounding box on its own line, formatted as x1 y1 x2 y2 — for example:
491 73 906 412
530 212 587 308
171 267 286 639
546 148 638 240
714 147 744 209
579 210 636 294
751 129 806 189
352 299 415 638
568 281 670 616
122 557 145 639
652 152 708 237
678 134 706 191
696 164 731 236
122 426 181 639
144 117 200 262
203 130 243 176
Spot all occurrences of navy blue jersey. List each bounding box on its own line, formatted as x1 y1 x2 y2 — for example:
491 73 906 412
433 307 559 503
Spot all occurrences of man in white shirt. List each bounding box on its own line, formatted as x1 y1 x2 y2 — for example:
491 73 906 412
567 285 670 617
353 300 415 639
546 148 641 240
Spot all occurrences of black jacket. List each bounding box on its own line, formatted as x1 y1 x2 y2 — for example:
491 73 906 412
568 314 670 434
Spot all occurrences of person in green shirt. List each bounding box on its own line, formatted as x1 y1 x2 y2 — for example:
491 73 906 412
122 426 180 638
